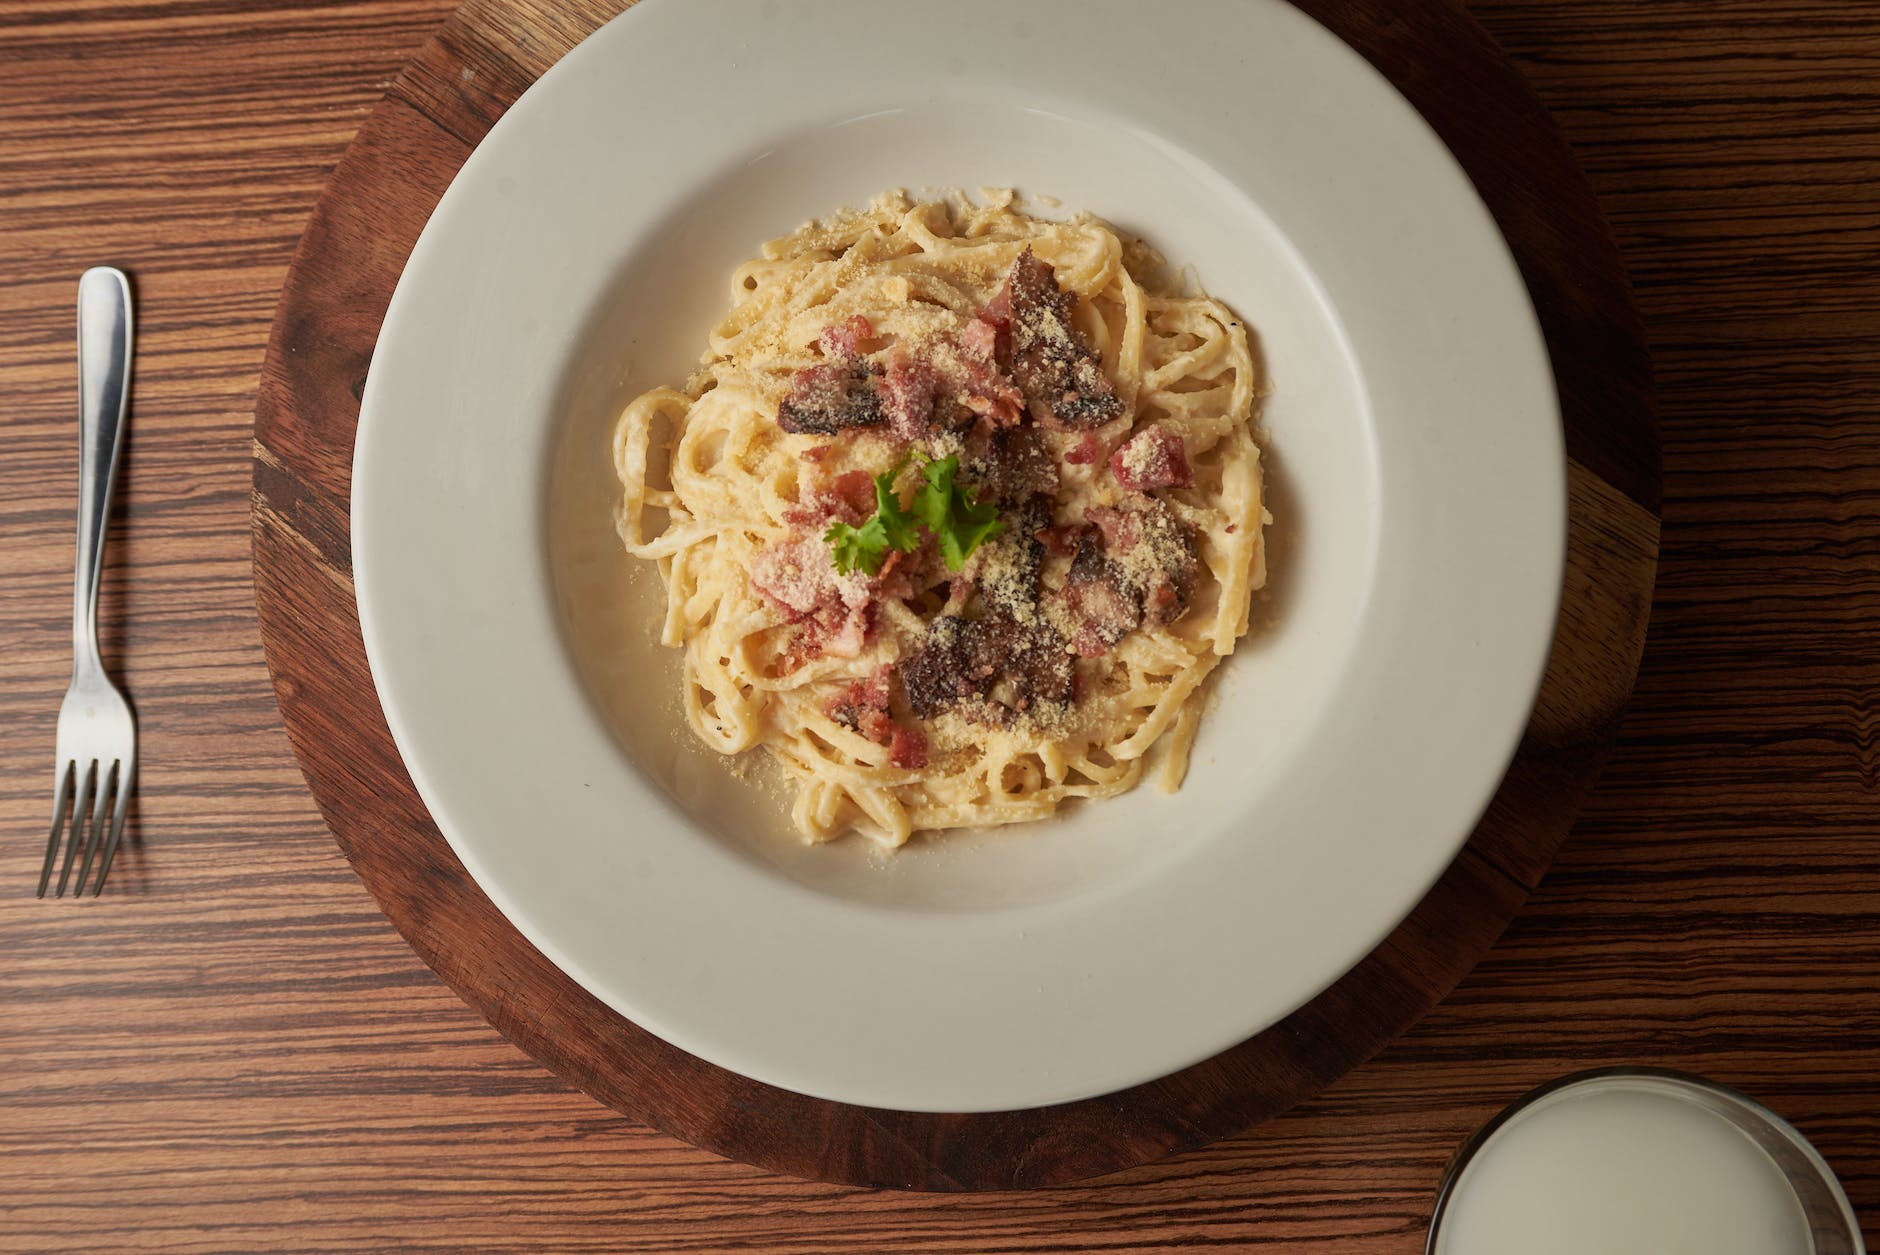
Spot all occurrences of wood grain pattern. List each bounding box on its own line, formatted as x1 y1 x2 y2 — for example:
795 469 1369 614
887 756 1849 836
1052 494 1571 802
0 0 1874 1247
251 0 1655 1191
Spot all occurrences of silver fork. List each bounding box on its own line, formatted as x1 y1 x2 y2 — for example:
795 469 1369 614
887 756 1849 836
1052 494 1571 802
38 267 137 898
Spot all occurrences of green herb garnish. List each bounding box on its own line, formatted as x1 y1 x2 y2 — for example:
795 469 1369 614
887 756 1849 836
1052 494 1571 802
823 454 1003 575
824 459 918 575
825 516 891 575
911 455 1005 571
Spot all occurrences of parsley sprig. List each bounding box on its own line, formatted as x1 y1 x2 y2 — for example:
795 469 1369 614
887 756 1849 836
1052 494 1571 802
911 456 1004 571
824 455 1004 576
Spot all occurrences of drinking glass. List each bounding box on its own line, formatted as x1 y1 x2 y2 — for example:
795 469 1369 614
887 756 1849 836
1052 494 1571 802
1426 1067 1864 1255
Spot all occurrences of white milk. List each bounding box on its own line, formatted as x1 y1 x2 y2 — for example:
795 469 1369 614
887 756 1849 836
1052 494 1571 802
1434 1080 1815 1255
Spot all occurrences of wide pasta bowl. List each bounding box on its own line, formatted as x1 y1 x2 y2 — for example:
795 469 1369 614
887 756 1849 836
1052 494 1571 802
352 0 1564 1113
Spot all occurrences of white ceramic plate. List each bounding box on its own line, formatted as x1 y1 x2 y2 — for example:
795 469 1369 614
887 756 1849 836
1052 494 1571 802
353 0 1564 1112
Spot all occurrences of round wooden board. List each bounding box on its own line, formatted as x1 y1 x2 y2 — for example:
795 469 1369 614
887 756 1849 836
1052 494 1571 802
251 0 1659 1191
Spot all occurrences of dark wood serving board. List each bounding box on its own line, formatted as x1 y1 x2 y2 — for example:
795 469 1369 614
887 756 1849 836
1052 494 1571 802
251 0 1659 1190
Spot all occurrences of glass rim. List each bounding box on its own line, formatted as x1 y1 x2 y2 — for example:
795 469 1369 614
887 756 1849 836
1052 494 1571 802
1423 1065 1864 1254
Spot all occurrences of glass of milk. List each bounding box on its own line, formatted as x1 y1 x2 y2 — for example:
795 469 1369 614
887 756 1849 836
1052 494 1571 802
1426 1068 1864 1255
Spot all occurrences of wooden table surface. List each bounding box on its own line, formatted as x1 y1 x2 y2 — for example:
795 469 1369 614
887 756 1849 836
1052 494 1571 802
3 1 1877 1250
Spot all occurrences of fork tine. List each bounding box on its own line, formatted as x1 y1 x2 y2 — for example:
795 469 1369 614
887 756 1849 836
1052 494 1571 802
37 761 75 898
72 760 117 896
88 763 132 897
55 759 97 898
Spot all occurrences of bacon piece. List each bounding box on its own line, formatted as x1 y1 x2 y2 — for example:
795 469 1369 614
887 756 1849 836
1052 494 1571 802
776 625 824 675
1065 583 1139 658
1110 425 1193 491
821 602 871 658
824 560 883 659
1064 432 1105 465
936 392 982 432
983 616 1075 713
827 666 932 758
876 305 1028 443
901 615 1000 718
966 424 1058 504
1085 505 1141 552
888 724 929 769
1089 500 1199 628
825 668 889 725
1142 574 1183 626
979 284 1012 338
971 498 1049 624
881 346 982 441
752 539 836 615
1059 532 1143 658
880 350 938 442
1005 248 1124 429
961 286 1015 373
957 371 1025 426
782 471 875 530
830 470 876 518
953 327 1025 427
898 613 1072 720
956 316 998 360
819 315 874 359
1036 523 1086 559
825 666 896 744
1052 500 1201 653
752 535 888 659
778 359 883 435
1133 500 1200 627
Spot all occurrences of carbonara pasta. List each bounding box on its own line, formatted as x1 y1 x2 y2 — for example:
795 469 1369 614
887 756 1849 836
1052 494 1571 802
613 190 1267 848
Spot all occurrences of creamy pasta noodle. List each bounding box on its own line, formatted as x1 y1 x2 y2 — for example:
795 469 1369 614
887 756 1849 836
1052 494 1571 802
613 191 1268 848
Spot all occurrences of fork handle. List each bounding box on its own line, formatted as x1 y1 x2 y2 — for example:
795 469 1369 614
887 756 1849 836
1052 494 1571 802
73 268 133 673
